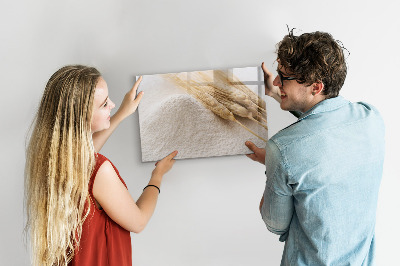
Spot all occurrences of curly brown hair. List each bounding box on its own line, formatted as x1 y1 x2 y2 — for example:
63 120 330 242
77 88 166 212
277 30 348 98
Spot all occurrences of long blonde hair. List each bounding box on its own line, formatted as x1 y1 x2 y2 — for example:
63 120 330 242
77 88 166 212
25 65 101 265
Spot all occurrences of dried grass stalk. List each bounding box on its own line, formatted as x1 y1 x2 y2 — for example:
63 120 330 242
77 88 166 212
203 87 268 131
213 70 267 112
165 71 267 142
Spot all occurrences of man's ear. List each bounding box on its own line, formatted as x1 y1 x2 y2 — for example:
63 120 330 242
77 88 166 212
312 82 324 96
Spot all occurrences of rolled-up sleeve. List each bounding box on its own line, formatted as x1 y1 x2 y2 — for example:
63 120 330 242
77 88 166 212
260 140 294 241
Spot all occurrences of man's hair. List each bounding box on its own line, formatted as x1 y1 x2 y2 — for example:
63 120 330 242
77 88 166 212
277 30 348 98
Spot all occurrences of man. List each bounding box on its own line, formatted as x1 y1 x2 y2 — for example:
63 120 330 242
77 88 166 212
246 31 385 265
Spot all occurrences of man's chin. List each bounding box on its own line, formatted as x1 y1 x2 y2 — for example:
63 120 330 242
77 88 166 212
279 103 290 111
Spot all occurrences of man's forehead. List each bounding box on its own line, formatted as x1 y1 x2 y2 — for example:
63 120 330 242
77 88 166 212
277 63 295 76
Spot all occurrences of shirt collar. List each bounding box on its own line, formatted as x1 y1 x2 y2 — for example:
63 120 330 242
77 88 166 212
298 95 350 121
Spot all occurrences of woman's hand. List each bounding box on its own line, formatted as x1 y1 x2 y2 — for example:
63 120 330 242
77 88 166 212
262 62 281 103
152 151 178 178
115 76 144 120
92 77 144 152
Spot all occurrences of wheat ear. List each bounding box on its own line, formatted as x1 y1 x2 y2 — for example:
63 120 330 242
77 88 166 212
212 70 267 113
200 85 268 126
165 73 267 142
203 88 268 130
185 85 267 142
189 73 265 119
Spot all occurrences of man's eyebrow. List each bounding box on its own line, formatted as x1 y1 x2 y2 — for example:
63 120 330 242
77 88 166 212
277 68 292 77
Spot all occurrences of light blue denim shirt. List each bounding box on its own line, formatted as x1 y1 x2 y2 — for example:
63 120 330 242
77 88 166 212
261 96 385 266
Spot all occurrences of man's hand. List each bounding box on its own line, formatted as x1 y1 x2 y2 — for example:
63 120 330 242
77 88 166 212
262 62 281 103
245 141 266 165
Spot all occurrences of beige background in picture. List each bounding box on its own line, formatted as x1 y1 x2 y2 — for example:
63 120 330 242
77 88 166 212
137 67 268 162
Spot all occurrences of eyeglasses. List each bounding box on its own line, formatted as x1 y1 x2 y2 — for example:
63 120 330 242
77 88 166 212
277 70 297 86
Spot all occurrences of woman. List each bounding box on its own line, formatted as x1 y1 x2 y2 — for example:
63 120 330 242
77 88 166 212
25 65 177 265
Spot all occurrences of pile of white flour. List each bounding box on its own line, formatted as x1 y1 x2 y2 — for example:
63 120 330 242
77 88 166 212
138 89 268 162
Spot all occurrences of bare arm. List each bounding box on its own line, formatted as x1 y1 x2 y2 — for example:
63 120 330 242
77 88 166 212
261 62 302 118
93 76 143 152
262 62 282 103
93 150 178 233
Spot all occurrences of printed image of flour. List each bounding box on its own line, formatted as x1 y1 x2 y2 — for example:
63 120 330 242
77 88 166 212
137 67 268 162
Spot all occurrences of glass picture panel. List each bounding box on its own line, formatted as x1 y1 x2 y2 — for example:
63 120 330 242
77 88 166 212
137 66 267 162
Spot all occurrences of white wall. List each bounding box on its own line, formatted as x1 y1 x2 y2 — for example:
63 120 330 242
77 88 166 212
1 0 399 265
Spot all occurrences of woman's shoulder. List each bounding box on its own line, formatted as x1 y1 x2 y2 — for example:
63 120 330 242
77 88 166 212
90 154 116 194
95 153 108 164
94 153 127 188
91 153 109 179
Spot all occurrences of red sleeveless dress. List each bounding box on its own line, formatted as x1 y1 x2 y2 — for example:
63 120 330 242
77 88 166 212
69 153 132 266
